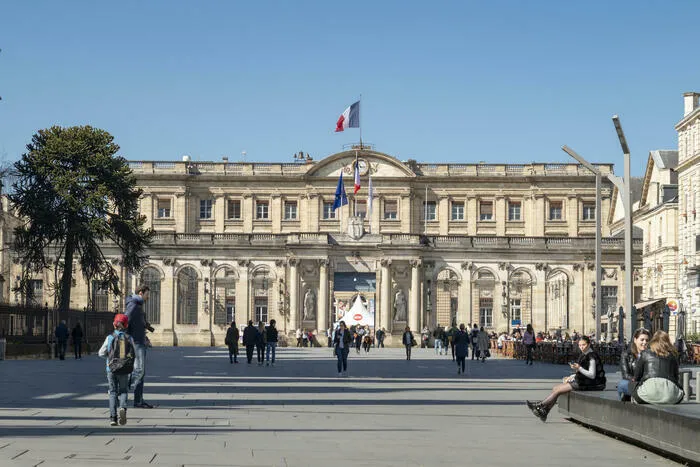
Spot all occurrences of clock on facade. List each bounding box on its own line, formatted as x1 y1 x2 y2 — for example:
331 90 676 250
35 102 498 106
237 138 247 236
356 158 369 176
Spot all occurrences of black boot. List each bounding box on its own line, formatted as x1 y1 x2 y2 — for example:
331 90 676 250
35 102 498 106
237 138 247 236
532 403 551 422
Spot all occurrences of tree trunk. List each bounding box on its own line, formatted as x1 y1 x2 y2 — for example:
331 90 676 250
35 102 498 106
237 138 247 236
59 238 75 312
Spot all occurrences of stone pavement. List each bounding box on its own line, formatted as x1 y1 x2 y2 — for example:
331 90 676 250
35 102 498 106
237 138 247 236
0 346 682 467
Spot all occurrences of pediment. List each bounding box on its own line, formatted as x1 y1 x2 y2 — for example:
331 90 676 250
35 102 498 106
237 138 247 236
306 150 416 178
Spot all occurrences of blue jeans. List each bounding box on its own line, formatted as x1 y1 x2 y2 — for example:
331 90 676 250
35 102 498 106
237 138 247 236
265 342 277 363
108 372 129 418
130 343 146 405
434 339 443 354
335 346 349 373
617 379 631 399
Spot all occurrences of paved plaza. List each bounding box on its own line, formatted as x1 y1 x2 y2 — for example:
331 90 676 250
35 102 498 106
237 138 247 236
0 347 682 466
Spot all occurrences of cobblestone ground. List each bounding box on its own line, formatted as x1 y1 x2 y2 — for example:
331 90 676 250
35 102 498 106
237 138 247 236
0 346 682 466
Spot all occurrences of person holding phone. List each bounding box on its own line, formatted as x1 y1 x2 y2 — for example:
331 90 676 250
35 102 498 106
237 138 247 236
526 336 606 422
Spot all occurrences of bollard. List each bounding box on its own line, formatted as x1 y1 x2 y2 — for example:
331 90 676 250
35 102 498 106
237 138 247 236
682 372 691 402
0 338 5 360
696 372 700 403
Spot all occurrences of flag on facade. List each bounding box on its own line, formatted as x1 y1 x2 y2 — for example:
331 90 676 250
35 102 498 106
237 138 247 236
367 176 373 217
353 161 361 194
332 172 348 211
335 101 360 132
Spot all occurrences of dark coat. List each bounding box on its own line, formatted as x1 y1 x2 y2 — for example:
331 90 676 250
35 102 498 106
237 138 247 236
242 326 258 346
620 348 638 381
633 350 680 386
333 329 353 349
453 330 470 358
225 326 239 348
71 325 83 343
55 323 69 341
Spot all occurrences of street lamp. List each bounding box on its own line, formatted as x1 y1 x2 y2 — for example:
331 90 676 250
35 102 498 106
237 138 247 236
611 115 634 343
562 145 602 341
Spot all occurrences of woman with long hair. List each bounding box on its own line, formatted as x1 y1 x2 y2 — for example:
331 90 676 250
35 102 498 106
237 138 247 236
618 328 651 401
523 324 536 366
333 321 352 376
632 331 684 404
256 321 266 366
526 336 606 422
402 326 415 361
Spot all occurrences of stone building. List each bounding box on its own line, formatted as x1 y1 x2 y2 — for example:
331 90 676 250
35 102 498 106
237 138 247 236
3 148 642 346
676 92 700 335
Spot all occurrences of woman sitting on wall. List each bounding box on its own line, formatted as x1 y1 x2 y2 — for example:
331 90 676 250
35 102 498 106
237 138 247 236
618 328 651 401
632 331 684 405
526 335 606 422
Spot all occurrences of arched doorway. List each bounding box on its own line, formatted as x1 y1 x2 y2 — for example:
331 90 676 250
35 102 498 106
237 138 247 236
546 270 570 331
213 267 236 326
141 267 161 325
472 269 496 328
435 269 459 328
508 269 533 328
177 266 199 325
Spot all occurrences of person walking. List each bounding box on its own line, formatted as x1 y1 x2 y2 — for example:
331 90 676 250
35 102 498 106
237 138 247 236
402 326 415 361
54 320 69 360
447 323 458 361
433 324 443 355
98 313 136 426
477 327 490 363
265 319 279 366
242 320 258 364
71 322 84 360
295 328 302 348
333 321 352 376
125 285 155 409
454 323 470 375
354 327 364 354
470 324 479 360
375 328 385 348
523 324 536 366
256 322 266 365
225 321 240 364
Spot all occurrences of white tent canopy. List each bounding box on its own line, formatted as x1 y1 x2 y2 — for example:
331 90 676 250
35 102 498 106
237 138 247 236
337 296 374 327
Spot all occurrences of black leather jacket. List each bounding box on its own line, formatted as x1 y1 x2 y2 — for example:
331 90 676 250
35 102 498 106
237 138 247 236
632 350 680 386
620 349 638 381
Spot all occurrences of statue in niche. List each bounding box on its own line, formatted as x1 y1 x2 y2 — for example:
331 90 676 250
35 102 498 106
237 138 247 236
303 289 316 321
393 288 407 322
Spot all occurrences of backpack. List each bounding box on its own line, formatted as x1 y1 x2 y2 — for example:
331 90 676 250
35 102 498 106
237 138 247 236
108 332 135 375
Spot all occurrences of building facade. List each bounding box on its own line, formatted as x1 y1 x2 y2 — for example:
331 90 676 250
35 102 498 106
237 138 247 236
3 148 642 346
676 92 700 335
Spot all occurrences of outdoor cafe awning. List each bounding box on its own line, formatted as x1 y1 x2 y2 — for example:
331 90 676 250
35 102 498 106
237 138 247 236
633 298 665 309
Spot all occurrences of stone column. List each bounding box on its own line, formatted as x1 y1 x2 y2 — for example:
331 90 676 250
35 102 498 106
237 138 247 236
400 194 413 232
534 195 545 236
567 194 579 237
214 193 225 232
438 195 449 235
243 194 254 232
467 196 477 236
495 196 506 236
409 259 421 331
175 190 187 232
380 259 392 332
237 260 250 325
318 259 329 333
141 191 154 230
271 194 282 233
288 258 299 331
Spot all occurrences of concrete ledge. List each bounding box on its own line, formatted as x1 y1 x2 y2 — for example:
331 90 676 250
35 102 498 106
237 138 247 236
559 390 700 466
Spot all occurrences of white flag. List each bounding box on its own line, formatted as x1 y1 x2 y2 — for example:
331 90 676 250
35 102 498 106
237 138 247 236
367 176 373 218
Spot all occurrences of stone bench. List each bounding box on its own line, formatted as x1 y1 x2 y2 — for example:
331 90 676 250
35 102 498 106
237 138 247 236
558 390 700 465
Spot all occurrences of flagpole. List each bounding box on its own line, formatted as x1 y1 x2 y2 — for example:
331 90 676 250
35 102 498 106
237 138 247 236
424 185 428 235
354 150 358 217
358 94 362 149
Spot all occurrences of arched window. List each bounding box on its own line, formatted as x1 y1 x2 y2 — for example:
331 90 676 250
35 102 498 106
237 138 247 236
436 269 459 327
214 267 236 325
546 271 569 330
177 267 198 325
472 269 495 328
141 267 161 325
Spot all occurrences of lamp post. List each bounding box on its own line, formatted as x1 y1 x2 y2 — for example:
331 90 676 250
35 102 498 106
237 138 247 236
610 115 634 343
562 145 603 341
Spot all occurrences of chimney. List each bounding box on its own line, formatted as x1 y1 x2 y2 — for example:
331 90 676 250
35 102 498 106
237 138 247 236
683 92 700 116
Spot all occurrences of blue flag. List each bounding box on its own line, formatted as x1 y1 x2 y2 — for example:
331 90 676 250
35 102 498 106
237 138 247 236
332 172 348 211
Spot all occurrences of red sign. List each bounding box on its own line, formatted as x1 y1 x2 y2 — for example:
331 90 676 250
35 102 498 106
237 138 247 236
667 299 678 312
353 314 363 320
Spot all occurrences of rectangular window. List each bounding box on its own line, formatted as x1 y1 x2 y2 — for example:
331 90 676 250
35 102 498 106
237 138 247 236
510 298 521 322
355 200 367 219
479 201 493 221
254 298 268 324
601 286 618 317
284 201 297 220
91 280 109 313
549 201 563 220
199 199 213 219
227 199 241 219
582 203 595 221
157 199 171 218
27 280 43 307
508 201 521 221
451 201 464 221
256 201 269 219
479 297 493 328
384 200 398 220
425 201 437 221
323 201 336 220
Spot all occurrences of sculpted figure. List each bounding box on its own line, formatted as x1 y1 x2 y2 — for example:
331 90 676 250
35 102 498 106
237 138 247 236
393 289 407 322
303 289 316 321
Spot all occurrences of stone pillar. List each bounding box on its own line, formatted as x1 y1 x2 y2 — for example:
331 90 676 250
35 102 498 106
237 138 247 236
438 196 449 235
400 194 412 233
409 259 421 332
214 193 225 232
243 194 254 232
380 259 392 332
467 196 477 235
289 258 299 331
534 195 545 236
318 259 329 333
175 190 188 233
495 196 506 236
159 261 175 345
271 194 282 233
141 192 154 230
237 260 250 325
567 195 579 237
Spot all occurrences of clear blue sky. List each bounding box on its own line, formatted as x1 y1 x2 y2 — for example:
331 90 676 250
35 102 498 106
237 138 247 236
1 1 698 176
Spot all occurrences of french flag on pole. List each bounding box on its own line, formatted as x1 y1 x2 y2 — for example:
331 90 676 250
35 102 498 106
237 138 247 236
354 161 361 194
335 101 360 132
